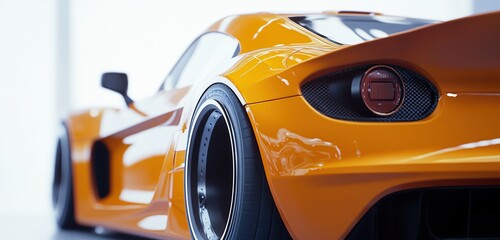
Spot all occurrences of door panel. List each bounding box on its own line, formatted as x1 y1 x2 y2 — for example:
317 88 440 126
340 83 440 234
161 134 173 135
95 87 188 206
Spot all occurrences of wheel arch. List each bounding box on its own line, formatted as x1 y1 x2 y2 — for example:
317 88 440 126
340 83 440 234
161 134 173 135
183 82 292 239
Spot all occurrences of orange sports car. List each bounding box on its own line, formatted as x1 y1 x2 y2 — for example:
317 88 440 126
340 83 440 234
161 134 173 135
53 11 500 240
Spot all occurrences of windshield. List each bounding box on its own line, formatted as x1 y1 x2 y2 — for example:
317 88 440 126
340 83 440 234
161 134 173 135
290 15 437 45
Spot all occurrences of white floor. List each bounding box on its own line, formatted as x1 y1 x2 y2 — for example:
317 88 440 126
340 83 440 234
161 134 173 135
0 213 147 240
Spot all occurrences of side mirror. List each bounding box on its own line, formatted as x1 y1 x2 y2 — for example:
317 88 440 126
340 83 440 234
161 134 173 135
101 72 134 105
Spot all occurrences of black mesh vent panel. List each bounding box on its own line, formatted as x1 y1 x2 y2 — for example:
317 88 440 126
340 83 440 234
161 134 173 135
301 65 439 122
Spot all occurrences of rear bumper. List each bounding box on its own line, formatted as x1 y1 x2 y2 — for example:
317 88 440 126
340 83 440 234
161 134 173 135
246 94 500 239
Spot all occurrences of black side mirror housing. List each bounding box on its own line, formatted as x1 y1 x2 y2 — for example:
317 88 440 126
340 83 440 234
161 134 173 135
101 72 134 105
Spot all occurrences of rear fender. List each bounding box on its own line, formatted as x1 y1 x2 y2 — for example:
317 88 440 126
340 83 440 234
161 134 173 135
227 11 500 104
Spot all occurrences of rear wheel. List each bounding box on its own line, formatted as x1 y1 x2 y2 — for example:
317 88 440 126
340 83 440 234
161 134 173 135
52 124 79 229
185 84 291 240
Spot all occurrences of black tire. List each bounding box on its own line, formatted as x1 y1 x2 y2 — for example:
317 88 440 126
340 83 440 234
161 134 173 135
52 124 79 229
185 84 291 240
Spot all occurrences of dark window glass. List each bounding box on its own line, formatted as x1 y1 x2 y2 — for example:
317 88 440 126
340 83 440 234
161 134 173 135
290 15 437 45
161 32 240 90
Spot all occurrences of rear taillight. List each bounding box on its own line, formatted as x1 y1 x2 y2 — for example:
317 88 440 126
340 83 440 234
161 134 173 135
352 65 404 116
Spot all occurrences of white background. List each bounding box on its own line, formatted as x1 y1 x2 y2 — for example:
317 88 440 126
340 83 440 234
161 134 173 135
0 0 499 223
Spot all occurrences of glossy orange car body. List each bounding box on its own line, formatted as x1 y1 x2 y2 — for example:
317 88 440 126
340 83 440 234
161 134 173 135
62 11 500 239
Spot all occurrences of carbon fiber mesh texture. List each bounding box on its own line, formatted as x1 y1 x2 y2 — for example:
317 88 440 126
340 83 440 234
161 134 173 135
301 66 439 122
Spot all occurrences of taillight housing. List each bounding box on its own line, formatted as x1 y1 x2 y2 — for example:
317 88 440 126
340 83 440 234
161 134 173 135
301 64 438 122
352 65 404 116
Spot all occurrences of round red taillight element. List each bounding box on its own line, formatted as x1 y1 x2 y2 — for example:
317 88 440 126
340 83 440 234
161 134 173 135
360 66 404 116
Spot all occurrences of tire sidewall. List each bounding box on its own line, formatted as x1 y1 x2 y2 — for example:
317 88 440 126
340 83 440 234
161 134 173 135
185 84 249 240
54 124 76 228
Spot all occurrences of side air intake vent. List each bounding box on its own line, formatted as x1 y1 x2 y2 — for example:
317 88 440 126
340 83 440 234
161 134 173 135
301 65 438 122
91 141 111 199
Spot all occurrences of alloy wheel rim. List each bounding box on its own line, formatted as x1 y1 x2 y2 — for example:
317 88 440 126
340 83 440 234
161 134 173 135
186 100 238 240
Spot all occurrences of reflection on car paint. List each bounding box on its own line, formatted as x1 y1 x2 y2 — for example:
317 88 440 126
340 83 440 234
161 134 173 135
259 128 341 176
138 214 168 231
119 189 155 204
410 138 500 161
122 127 175 167
252 18 280 39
